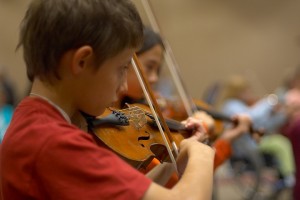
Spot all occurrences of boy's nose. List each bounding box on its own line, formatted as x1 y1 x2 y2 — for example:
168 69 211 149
119 80 128 94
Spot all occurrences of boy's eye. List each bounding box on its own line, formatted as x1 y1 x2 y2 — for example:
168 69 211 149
122 65 129 73
119 65 128 76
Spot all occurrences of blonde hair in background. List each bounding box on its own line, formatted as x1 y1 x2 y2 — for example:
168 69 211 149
214 74 250 110
222 75 250 100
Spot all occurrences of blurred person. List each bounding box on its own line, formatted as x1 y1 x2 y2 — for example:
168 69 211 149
0 83 14 143
281 67 300 200
220 74 295 190
274 66 300 104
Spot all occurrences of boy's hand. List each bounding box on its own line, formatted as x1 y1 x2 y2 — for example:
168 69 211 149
177 137 215 177
181 116 209 142
192 111 215 133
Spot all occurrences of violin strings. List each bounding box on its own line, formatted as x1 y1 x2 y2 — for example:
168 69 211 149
131 57 179 175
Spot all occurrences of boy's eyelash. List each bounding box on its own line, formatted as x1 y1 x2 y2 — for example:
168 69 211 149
123 65 129 70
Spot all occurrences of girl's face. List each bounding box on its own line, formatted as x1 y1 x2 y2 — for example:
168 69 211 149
125 44 164 100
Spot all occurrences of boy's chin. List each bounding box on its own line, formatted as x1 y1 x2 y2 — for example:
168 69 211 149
97 107 109 116
129 93 144 101
86 107 108 117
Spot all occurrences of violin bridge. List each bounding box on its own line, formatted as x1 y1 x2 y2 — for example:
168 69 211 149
121 106 147 130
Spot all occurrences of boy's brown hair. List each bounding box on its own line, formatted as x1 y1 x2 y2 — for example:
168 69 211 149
18 0 143 83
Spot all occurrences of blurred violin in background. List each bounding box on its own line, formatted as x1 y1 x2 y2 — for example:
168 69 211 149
155 94 264 139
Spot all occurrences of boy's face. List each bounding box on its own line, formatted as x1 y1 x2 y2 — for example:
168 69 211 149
77 48 134 116
126 44 163 99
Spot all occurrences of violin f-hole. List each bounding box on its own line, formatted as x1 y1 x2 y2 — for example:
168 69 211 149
138 130 151 147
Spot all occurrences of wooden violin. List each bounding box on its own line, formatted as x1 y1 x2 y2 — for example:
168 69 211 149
84 103 192 170
77 54 189 173
157 96 225 140
157 96 264 138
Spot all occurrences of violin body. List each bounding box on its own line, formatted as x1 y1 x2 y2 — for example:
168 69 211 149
88 104 185 169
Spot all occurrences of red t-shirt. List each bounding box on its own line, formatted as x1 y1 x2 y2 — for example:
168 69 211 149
1 97 151 200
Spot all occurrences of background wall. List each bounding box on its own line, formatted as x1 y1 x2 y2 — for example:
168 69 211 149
1 0 300 102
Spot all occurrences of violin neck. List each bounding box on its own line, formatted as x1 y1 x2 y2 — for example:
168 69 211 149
147 115 187 132
196 105 232 122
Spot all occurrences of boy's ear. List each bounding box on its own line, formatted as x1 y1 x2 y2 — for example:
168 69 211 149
71 46 94 74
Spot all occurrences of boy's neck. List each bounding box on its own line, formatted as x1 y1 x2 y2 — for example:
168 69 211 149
30 79 75 119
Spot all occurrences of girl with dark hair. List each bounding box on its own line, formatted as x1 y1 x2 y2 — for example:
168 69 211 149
115 26 254 187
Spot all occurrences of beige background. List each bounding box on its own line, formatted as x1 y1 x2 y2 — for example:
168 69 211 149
1 0 300 102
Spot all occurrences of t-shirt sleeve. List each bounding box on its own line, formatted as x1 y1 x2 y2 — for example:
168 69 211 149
35 130 152 200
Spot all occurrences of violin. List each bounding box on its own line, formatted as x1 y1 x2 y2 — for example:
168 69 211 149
193 100 264 137
84 103 192 170
77 54 190 173
158 96 264 138
157 96 225 140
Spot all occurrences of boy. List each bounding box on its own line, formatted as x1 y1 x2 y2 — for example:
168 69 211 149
0 0 215 199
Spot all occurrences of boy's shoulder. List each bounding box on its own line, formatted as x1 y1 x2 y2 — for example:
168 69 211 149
3 97 94 153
